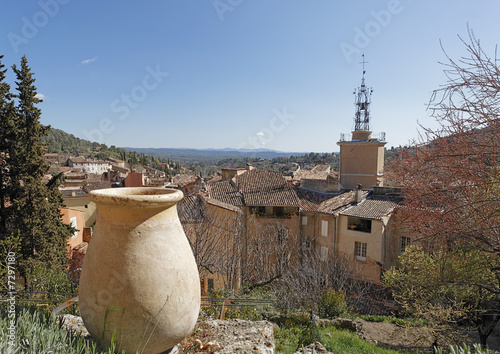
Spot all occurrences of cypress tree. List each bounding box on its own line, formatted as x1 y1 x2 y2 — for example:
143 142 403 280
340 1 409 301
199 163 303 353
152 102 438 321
10 56 72 283
0 55 18 237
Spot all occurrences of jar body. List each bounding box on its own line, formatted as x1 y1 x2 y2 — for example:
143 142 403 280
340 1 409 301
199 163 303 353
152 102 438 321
79 188 200 353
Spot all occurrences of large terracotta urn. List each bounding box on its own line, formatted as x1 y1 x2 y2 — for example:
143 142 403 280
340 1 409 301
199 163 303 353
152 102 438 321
79 187 200 353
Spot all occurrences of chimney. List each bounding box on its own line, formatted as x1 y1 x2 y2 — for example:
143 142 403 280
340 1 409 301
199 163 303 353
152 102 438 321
355 184 364 204
246 163 254 170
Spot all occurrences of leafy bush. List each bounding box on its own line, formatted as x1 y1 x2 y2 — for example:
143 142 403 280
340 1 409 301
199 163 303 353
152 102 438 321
26 264 72 293
273 313 321 352
319 288 350 319
434 343 493 354
0 307 123 353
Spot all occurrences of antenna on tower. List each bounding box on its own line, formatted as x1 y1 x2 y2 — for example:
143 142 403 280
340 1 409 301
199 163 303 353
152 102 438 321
360 54 368 76
353 54 372 132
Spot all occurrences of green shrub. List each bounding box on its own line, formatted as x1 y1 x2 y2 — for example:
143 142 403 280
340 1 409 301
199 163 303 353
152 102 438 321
434 343 493 354
319 288 350 319
0 307 119 353
200 288 275 321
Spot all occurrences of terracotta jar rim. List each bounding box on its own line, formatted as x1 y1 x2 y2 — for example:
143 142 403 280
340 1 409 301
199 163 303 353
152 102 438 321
89 187 183 207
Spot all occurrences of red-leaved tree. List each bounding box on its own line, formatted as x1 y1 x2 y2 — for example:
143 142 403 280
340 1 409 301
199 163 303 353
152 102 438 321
386 28 500 345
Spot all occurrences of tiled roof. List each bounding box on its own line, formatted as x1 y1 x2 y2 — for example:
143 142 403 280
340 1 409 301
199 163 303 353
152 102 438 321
340 195 404 220
112 165 129 173
295 187 335 212
172 174 200 188
293 164 337 181
318 191 358 215
60 188 88 199
83 181 114 192
205 198 243 213
178 194 206 223
235 169 300 207
206 180 244 206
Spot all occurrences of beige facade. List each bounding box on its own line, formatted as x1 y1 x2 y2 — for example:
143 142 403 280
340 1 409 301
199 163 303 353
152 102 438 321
244 211 301 284
335 194 403 282
60 207 85 258
60 188 97 227
300 212 336 261
338 140 386 190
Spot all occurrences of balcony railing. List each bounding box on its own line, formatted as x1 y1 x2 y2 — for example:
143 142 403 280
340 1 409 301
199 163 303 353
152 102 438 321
339 132 386 142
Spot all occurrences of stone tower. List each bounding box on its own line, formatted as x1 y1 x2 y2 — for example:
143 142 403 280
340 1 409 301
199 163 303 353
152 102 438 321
337 57 386 190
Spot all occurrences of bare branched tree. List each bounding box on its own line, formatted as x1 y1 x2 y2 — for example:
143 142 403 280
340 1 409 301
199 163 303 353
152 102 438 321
273 250 380 315
386 27 500 345
179 195 244 290
243 218 300 289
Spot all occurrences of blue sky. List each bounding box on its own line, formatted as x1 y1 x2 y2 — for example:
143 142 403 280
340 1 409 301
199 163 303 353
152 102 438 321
1 1 498 152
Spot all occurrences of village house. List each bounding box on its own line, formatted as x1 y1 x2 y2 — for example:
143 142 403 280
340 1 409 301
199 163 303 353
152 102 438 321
202 165 301 285
123 170 145 187
60 207 85 258
66 157 111 174
336 187 404 281
170 174 202 195
42 153 59 165
178 194 243 294
60 188 94 227
107 157 126 168
176 69 409 289
292 163 339 194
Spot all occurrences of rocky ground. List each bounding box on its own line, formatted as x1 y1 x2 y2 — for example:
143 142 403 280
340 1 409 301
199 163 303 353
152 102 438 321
59 315 500 353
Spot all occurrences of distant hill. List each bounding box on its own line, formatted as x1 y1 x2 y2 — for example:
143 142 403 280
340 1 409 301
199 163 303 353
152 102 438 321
122 147 311 161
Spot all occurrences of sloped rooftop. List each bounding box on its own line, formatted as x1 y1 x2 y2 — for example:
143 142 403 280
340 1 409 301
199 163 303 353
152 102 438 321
234 169 300 207
206 179 244 206
318 190 359 215
340 195 404 220
295 187 335 212
206 168 300 207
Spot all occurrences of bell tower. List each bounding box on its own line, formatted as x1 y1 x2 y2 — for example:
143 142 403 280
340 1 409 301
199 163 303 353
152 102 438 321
337 55 387 190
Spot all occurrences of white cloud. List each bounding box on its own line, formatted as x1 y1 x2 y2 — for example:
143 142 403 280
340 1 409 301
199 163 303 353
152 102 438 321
81 56 98 65
256 132 266 145
35 93 45 100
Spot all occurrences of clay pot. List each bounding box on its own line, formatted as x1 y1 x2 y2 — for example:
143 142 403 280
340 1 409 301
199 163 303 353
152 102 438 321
79 187 200 353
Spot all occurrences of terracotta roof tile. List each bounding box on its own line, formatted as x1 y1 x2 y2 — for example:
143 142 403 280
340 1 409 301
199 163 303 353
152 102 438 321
340 196 404 220
205 198 243 213
206 180 244 206
317 191 358 215
235 169 300 207
83 181 114 192
178 194 206 223
295 187 335 212
60 188 88 199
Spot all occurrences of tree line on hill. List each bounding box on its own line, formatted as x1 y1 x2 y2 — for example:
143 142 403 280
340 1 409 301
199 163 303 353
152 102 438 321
43 123 405 179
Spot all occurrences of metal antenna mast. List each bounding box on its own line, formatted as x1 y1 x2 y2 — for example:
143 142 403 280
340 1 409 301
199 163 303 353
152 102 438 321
353 54 373 132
